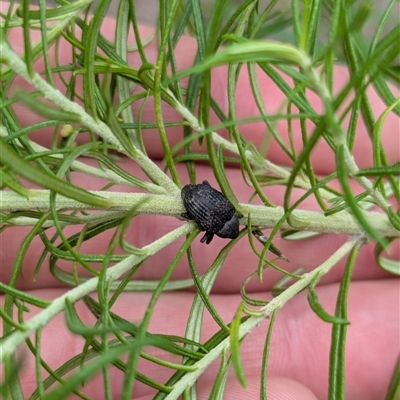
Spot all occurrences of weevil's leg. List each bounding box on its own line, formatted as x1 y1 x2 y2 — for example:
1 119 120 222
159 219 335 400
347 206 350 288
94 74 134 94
181 212 192 220
200 231 214 244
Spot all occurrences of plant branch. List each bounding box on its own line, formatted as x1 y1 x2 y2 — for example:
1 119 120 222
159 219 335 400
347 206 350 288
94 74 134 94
172 100 320 193
165 235 364 399
0 223 194 361
1 190 398 237
304 65 393 213
0 40 179 195
0 126 166 193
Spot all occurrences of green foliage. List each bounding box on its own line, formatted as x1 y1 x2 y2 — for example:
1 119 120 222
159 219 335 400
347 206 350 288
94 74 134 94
0 0 399 399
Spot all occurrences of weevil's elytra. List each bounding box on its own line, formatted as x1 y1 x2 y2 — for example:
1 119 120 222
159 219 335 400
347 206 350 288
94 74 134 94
181 180 243 244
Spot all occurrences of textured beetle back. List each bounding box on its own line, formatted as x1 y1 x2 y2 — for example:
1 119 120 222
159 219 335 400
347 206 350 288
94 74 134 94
181 182 235 233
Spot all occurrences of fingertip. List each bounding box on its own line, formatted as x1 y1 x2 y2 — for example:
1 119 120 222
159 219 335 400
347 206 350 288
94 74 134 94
197 375 318 400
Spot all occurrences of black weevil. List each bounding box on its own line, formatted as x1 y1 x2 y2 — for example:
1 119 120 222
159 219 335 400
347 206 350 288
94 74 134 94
181 180 243 244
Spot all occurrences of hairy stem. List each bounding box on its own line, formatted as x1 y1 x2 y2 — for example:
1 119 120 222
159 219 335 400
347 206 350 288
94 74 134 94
165 235 364 399
0 223 193 361
0 40 179 194
1 190 398 237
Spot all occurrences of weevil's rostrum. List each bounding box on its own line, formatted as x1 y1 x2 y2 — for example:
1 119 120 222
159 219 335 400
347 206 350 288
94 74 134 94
181 180 243 244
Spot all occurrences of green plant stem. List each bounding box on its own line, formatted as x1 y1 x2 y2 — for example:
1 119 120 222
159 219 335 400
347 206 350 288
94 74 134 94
0 223 194 361
0 127 166 193
1 190 398 237
0 40 179 195
304 65 393 214
152 0 181 186
164 235 364 399
170 93 337 201
0 0 94 78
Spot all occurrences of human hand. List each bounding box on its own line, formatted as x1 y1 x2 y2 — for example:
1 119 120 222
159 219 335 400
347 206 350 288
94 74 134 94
1 16 399 400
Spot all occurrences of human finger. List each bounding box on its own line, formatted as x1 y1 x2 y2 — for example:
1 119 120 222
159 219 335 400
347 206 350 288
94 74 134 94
6 18 398 174
2 158 397 292
4 279 397 400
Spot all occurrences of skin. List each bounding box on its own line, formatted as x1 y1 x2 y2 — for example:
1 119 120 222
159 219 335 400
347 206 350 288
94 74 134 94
1 16 399 400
